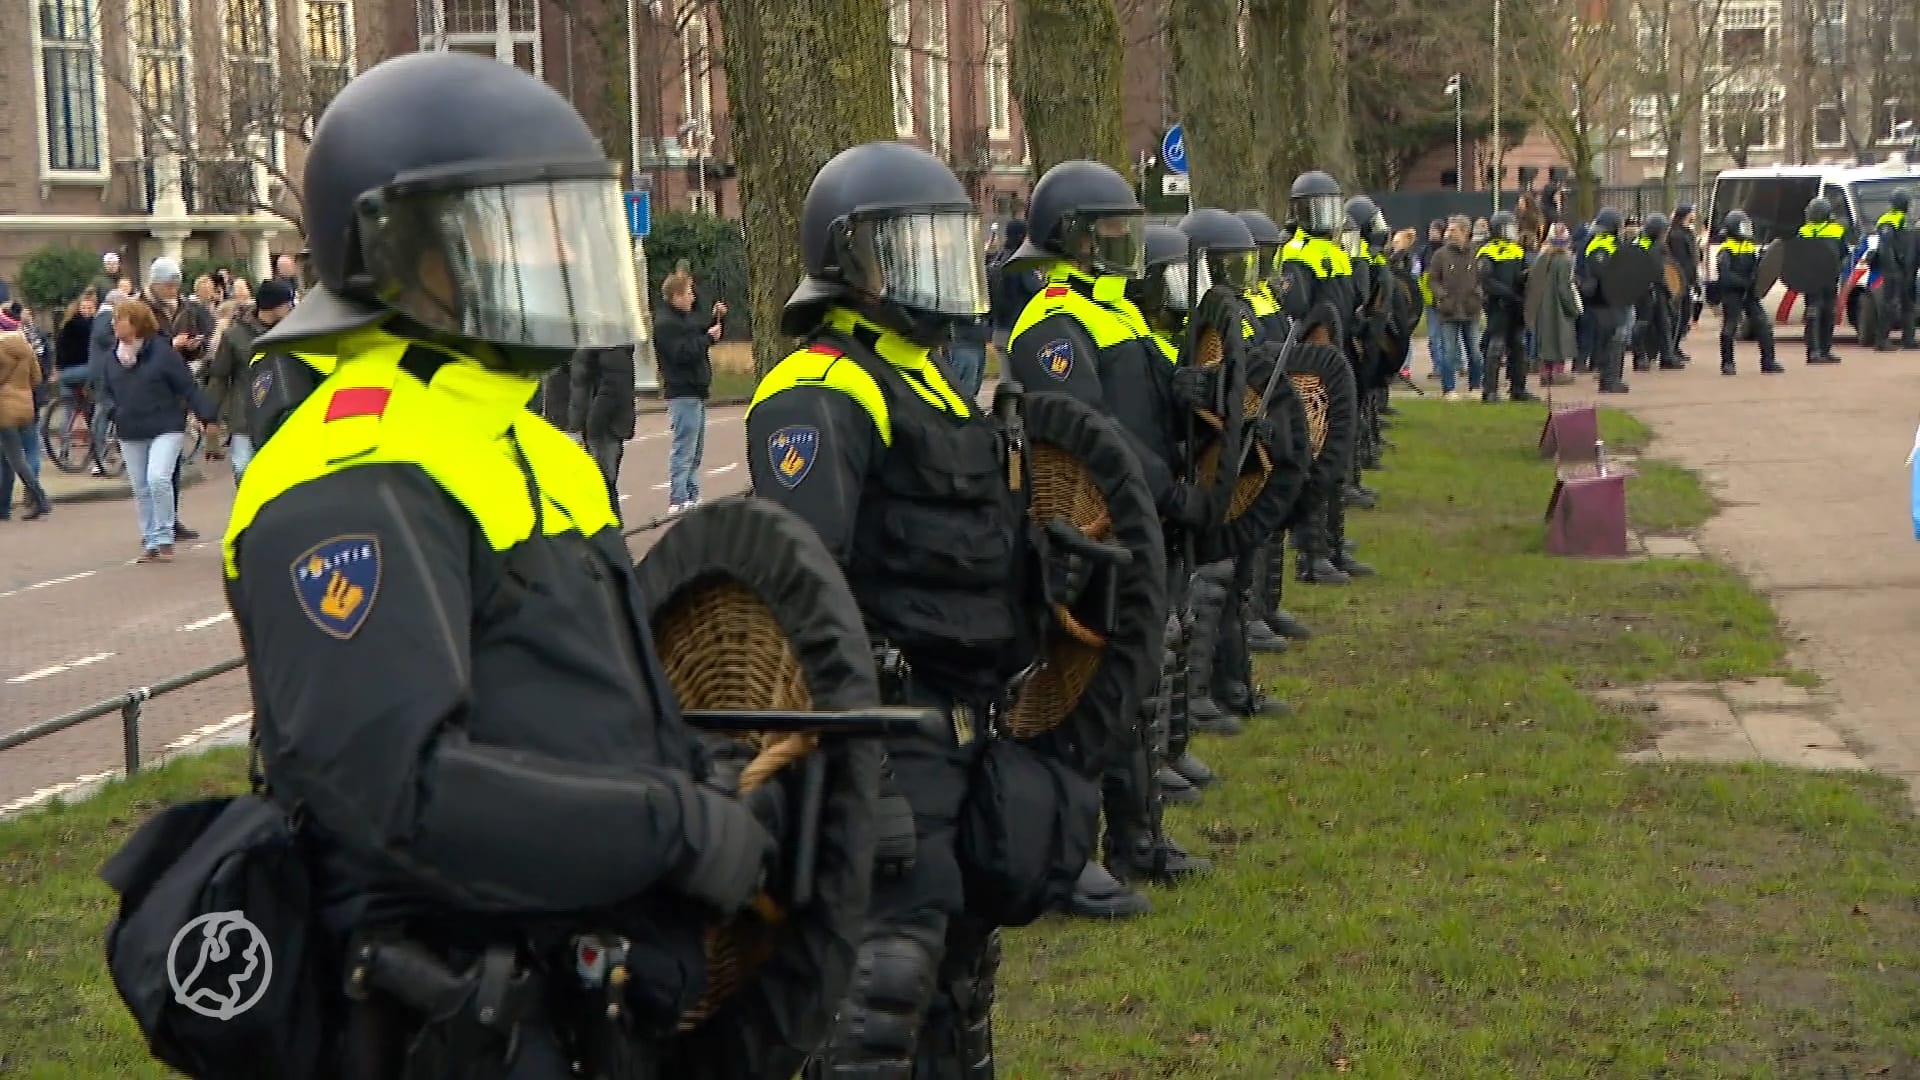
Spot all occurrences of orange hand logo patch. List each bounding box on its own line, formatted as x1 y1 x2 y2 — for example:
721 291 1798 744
767 425 820 490
289 535 382 640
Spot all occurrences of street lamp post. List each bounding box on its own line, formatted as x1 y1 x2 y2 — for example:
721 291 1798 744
1445 74 1464 191
1491 0 1502 214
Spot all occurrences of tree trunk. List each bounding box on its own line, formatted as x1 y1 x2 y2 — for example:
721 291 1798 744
713 0 893 378
1248 0 1342 213
1011 0 1129 177
1167 0 1262 209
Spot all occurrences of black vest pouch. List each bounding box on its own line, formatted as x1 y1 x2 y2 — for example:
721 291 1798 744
955 737 1100 928
99 794 336 1080
248 351 324 449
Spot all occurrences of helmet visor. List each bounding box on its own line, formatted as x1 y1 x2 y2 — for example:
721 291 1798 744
841 209 990 318
1163 258 1211 312
1296 194 1344 235
1064 212 1147 279
1207 249 1259 292
360 177 645 350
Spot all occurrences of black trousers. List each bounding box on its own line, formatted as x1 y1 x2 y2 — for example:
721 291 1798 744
1634 292 1679 366
1482 306 1527 397
1803 289 1838 358
1589 307 1627 387
1719 293 1777 368
1880 275 1918 347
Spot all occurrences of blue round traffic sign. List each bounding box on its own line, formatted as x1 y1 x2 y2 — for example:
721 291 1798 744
1162 125 1188 174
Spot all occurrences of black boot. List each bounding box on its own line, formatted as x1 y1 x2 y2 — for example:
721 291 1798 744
1342 483 1376 510
1245 617 1289 653
1066 859 1150 918
1269 608 1313 639
1156 765 1201 805
1167 750 1217 787
1184 564 1243 736
1219 680 1293 718
1334 550 1376 577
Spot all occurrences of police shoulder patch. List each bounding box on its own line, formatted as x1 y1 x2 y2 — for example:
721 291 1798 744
767 425 820 490
1037 338 1074 381
289 534 381 640
250 366 273 409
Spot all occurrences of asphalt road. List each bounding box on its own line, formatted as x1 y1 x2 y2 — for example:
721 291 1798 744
0 402 754 812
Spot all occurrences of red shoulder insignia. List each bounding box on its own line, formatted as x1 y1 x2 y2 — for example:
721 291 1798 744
806 343 845 358
1043 286 1070 298
324 387 391 422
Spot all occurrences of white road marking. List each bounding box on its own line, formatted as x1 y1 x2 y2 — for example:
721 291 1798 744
7 651 115 684
651 481 670 491
706 462 739 476
0 712 253 820
0 569 96 601
177 611 233 632
618 493 631 502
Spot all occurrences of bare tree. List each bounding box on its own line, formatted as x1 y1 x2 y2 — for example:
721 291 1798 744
712 0 893 377
1507 0 1635 217
1628 0 1771 203
1786 0 1914 160
1247 0 1347 212
97 0 387 231
1012 0 1131 175
1345 0 1483 188
1167 0 1262 207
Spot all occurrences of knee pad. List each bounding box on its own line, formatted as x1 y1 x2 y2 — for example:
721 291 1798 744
834 934 937 1059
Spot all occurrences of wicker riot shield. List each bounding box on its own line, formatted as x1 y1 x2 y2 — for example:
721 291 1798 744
634 496 884 1072
1203 341 1312 557
1008 391 1168 777
1282 341 1358 489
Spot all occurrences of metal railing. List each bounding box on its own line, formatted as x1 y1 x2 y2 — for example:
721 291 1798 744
0 490 744 777
0 656 246 777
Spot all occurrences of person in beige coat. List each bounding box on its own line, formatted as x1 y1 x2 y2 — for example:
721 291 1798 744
0 330 52 519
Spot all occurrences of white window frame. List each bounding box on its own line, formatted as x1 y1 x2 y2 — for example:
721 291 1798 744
1812 95 1847 149
1879 98 1914 145
984 1 1010 140
222 0 285 170
131 0 197 163
1715 0 1781 68
679 3 714 160
922 0 950 157
29 0 112 182
419 0 543 78
299 0 358 139
1703 84 1786 153
889 0 915 139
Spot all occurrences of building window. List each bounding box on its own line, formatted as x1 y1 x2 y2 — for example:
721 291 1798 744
1704 86 1785 153
304 0 356 112
1628 94 1664 157
1880 99 1914 144
35 0 107 176
889 0 914 138
224 0 281 167
984 1 1010 139
1717 1 1780 66
1813 98 1847 148
922 0 950 157
1809 0 1845 65
1632 2 1668 59
679 3 714 156
132 0 194 156
418 0 541 77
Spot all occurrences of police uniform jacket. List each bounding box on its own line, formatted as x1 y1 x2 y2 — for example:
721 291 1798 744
1476 238 1528 315
1279 229 1355 338
1874 210 1914 277
1716 237 1763 297
1005 262 1181 516
747 306 1027 701
1797 221 1849 296
223 325 748 938
1578 233 1623 309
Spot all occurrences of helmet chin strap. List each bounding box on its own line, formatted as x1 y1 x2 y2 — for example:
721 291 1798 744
848 293 958 350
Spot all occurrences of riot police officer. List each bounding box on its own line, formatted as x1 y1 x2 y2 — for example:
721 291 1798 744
1236 209 1290 341
1630 212 1684 371
1279 170 1370 584
749 142 1123 1077
1798 197 1849 364
1577 207 1633 393
1477 211 1533 402
1871 188 1916 352
225 52 816 1077
1714 210 1783 375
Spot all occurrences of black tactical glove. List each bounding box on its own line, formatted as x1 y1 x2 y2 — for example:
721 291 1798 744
1042 517 1134 634
1246 415 1280 449
1168 365 1219 410
1162 481 1214 530
672 781 776 914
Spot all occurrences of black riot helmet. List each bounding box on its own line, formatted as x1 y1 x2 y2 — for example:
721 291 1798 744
1805 197 1833 223
1642 212 1670 240
1007 160 1146 279
1892 188 1912 212
1594 206 1624 237
782 141 988 340
1174 208 1259 312
1289 170 1345 238
1235 209 1285 280
1488 210 1519 242
1724 209 1754 240
1128 223 1191 326
284 51 647 372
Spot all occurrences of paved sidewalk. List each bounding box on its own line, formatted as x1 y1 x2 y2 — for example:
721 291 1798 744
38 460 208 504
1597 318 1920 806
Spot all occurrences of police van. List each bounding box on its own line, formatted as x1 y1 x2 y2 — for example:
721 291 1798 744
1705 156 1917 341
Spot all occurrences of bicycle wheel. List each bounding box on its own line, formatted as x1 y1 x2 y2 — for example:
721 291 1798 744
100 421 125 479
41 399 88 474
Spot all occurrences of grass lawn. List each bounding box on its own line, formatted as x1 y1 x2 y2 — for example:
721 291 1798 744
5 399 1919 1077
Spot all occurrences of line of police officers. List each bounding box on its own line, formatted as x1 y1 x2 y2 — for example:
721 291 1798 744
106 53 1436 1080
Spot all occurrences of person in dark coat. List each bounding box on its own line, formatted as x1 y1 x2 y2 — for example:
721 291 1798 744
140 256 215 540
568 344 637 502
652 267 721 512
1667 204 1703 354
198 279 295 481
100 297 218 560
